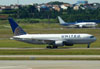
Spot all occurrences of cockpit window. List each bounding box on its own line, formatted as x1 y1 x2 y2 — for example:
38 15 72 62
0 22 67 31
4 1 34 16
90 36 94 38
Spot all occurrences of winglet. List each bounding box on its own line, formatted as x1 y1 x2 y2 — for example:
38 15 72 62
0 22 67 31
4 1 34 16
8 18 27 36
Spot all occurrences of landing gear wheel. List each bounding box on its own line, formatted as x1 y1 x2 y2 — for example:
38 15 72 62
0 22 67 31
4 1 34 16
53 46 58 49
46 46 52 49
87 44 90 48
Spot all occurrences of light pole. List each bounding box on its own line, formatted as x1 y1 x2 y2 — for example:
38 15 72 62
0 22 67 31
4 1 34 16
17 0 19 18
17 0 19 5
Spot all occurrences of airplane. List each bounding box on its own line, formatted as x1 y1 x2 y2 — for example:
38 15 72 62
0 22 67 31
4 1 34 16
58 16 98 28
8 18 96 49
77 20 100 23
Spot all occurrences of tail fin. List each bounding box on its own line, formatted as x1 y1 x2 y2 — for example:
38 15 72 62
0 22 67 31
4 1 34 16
8 18 27 36
58 16 66 24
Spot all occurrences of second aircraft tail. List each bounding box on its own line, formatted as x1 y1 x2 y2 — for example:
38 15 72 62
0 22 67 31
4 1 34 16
58 16 67 24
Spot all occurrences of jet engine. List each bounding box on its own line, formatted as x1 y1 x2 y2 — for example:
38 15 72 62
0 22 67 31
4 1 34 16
54 41 64 46
63 42 74 46
54 41 74 46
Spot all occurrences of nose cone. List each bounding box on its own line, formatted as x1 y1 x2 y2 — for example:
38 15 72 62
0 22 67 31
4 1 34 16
96 24 98 26
92 37 97 42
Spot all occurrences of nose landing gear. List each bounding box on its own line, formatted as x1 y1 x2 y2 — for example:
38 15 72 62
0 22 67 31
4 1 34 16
87 44 90 48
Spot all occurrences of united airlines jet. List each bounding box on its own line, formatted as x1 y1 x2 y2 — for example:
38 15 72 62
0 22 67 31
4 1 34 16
8 18 96 49
58 16 98 28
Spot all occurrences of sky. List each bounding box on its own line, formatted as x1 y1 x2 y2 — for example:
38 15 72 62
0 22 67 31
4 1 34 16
0 0 100 5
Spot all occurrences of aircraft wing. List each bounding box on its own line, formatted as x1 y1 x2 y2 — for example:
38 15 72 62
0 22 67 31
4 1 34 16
30 38 66 44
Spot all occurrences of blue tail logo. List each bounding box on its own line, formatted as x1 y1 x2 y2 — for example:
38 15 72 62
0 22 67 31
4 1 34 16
8 18 27 36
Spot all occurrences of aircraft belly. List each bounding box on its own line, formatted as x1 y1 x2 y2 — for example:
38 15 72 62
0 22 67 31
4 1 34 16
17 39 46 44
67 39 92 44
83 25 95 28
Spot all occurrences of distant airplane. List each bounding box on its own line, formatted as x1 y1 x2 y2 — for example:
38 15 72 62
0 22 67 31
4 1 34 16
8 18 96 48
77 20 100 23
58 16 98 28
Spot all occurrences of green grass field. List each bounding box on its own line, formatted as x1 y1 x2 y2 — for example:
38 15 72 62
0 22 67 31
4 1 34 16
0 49 99 55
0 57 100 60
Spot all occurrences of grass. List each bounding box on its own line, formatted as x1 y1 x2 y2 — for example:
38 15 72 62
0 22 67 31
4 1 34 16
35 57 100 60
0 40 46 48
0 49 99 55
0 57 100 60
0 57 30 60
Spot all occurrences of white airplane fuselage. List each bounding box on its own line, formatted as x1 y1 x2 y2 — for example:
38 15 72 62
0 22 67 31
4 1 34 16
13 34 96 45
58 16 98 28
75 22 97 28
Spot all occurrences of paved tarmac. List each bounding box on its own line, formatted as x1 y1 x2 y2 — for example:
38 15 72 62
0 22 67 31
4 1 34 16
0 55 100 58
0 60 100 69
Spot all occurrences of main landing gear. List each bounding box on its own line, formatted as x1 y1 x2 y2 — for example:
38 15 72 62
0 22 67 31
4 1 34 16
46 45 58 49
87 44 90 48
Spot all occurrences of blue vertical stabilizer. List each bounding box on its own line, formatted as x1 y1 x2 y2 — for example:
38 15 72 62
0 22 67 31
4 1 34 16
8 18 27 36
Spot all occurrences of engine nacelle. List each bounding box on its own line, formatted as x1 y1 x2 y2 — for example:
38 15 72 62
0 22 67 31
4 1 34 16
63 42 74 46
53 41 74 46
76 25 83 28
54 41 64 46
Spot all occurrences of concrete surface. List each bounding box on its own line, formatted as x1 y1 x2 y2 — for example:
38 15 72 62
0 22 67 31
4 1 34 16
0 60 100 69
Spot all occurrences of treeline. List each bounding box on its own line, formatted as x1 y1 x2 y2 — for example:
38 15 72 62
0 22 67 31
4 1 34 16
0 2 100 22
0 5 61 19
61 8 100 22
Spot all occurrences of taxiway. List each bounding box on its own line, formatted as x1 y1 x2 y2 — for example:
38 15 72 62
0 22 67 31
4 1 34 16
0 60 100 69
